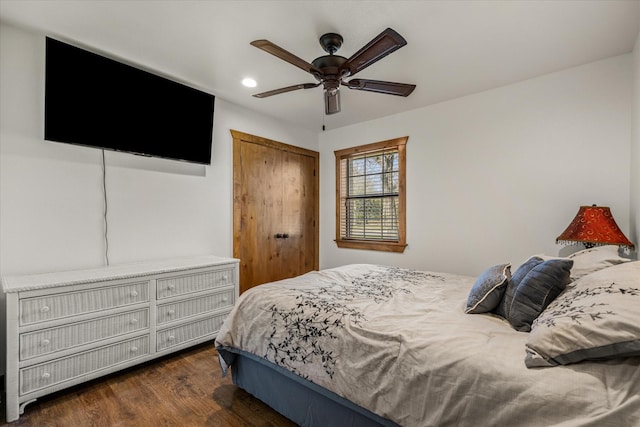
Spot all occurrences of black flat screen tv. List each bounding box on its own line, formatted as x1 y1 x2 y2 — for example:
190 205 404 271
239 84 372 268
45 37 215 164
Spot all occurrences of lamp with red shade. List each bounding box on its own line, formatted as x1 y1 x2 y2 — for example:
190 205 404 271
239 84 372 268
556 205 635 250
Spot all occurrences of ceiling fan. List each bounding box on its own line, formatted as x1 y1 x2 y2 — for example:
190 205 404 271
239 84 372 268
250 28 416 115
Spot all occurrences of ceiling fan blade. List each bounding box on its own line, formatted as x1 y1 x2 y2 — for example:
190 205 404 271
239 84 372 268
339 28 407 77
325 90 341 115
343 79 416 97
250 40 323 75
253 83 320 98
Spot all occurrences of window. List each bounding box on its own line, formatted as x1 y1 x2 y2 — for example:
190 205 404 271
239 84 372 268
334 136 407 253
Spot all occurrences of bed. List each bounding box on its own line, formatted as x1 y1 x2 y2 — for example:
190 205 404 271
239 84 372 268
215 247 640 426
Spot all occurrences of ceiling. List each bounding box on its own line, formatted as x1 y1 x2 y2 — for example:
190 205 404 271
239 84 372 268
1 1 639 132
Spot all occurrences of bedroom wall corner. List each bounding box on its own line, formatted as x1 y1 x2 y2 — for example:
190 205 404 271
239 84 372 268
318 55 633 276
631 29 640 259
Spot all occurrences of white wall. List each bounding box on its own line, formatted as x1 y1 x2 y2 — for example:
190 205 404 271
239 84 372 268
632 30 640 253
320 55 633 275
0 22 318 277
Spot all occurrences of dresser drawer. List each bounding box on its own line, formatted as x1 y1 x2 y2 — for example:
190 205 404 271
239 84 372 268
157 268 234 299
20 336 149 395
20 309 149 360
20 281 149 325
156 290 234 325
156 313 228 351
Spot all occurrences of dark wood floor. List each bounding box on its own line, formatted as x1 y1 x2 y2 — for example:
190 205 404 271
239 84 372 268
1 343 297 427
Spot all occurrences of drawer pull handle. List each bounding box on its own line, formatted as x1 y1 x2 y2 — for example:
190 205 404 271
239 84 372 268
222 297 228 303
130 318 138 325
167 310 175 316
130 347 138 353
41 372 51 380
168 284 176 290
41 339 50 346
222 275 229 281
168 335 175 342
40 306 50 313
130 291 139 298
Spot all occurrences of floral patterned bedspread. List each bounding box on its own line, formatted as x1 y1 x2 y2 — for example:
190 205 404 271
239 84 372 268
215 264 640 426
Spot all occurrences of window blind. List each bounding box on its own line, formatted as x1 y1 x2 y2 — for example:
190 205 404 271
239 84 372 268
339 148 400 241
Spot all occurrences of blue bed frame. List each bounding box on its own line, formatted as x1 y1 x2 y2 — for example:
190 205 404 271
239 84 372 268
219 348 399 427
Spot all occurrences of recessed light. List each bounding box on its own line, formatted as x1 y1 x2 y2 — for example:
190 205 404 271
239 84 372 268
242 78 257 88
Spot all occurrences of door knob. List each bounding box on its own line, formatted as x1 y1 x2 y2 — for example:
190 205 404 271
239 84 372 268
275 233 283 239
282 233 289 239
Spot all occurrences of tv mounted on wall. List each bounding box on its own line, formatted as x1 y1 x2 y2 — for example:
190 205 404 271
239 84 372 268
45 37 215 165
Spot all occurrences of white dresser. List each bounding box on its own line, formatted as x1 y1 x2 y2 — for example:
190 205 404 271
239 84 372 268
2 255 239 422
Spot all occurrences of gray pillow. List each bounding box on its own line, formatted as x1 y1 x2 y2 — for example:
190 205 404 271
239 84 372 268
526 261 640 368
496 257 573 332
465 264 511 314
494 256 542 320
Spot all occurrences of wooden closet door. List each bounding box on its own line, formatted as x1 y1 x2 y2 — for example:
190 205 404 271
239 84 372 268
236 141 282 290
279 150 317 278
232 130 319 294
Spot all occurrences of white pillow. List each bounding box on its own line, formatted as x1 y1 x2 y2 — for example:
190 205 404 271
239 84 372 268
525 261 640 368
536 245 631 281
567 245 631 280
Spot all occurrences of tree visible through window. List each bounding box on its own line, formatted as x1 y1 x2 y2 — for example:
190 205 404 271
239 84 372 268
335 136 407 252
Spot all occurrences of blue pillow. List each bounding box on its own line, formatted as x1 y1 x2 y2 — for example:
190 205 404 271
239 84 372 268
494 256 542 319
465 264 511 314
497 257 573 332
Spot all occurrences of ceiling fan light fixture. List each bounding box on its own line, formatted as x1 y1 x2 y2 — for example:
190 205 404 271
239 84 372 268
325 89 340 115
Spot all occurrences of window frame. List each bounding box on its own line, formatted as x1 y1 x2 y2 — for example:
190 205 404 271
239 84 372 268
334 136 407 253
